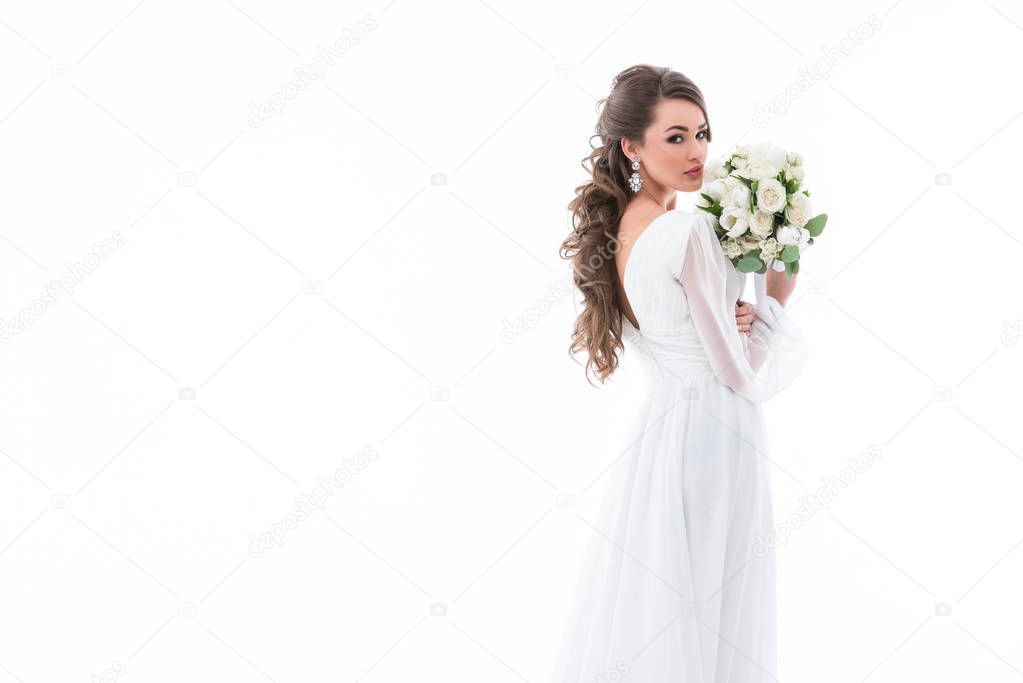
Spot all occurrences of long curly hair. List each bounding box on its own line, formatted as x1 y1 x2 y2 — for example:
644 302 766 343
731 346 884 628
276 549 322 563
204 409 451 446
561 64 711 386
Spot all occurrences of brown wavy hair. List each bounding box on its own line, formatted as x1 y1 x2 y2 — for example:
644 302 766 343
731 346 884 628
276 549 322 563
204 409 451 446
561 64 712 386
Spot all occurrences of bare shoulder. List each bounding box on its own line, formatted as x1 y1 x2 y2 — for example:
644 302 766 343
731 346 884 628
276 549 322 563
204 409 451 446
619 204 683 239
620 203 664 232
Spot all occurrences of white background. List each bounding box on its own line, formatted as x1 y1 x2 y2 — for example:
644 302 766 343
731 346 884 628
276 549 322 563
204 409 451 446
1 0 1021 681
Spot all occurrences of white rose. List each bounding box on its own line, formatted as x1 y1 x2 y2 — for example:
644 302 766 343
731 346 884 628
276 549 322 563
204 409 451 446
776 224 802 246
786 150 804 167
784 191 812 227
745 158 780 181
743 142 786 180
755 178 787 213
749 210 775 238
787 165 805 181
705 157 728 180
722 239 742 259
719 207 749 238
721 177 741 207
748 141 783 160
704 179 727 203
766 144 788 170
729 184 751 209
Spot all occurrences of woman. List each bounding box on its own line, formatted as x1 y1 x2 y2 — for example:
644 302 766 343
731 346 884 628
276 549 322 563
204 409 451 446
554 64 808 682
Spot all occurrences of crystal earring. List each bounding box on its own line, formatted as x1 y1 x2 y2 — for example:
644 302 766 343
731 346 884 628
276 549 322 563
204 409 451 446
628 158 643 193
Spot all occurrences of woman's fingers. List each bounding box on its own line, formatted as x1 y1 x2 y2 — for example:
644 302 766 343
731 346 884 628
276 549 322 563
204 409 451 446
735 301 755 323
736 300 755 335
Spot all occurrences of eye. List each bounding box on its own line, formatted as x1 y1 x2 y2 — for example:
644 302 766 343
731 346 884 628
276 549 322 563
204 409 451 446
667 130 709 143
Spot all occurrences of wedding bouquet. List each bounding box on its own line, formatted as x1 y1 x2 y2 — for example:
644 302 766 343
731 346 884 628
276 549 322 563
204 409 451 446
696 142 826 279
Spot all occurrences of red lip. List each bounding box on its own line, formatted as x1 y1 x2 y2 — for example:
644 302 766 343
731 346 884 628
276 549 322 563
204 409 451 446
685 165 703 175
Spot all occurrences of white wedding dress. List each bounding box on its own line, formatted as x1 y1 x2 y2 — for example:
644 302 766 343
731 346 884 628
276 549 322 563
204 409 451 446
552 208 809 682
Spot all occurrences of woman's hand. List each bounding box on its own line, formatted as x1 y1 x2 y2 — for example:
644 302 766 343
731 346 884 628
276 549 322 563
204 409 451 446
735 299 756 336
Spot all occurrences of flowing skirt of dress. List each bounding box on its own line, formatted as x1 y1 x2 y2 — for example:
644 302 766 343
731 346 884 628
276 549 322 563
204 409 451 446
550 361 779 682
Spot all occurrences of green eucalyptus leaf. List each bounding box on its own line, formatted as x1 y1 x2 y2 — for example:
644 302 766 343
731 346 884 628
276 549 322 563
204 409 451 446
779 245 800 262
804 213 828 237
737 254 764 273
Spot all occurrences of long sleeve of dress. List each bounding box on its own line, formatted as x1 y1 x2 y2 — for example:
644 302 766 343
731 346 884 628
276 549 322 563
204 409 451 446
678 213 808 403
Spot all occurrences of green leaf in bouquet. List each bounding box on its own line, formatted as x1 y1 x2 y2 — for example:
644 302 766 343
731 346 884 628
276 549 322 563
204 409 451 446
785 178 800 194
804 213 827 237
779 245 800 263
784 258 800 280
698 194 723 217
734 174 754 189
737 254 764 273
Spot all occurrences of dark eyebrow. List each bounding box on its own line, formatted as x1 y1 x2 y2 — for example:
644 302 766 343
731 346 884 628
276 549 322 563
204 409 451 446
664 122 708 133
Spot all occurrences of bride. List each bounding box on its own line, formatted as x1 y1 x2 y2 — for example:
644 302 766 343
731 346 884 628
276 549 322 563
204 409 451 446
554 64 809 682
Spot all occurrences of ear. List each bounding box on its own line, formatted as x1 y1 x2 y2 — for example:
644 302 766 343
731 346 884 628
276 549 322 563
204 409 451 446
620 137 638 161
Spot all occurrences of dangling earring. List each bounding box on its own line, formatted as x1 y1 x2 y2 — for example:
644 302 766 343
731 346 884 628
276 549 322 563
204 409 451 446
629 158 643 193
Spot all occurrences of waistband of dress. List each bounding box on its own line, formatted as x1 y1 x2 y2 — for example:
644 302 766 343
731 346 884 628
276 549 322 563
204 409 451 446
642 362 718 388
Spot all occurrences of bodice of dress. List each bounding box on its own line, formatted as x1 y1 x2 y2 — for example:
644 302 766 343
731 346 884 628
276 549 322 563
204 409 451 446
622 211 742 383
619 209 808 402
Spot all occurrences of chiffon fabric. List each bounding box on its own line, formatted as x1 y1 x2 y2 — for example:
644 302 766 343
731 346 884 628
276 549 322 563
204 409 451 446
552 209 808 682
